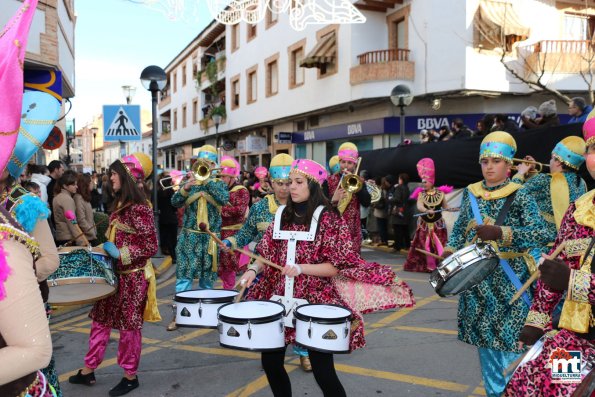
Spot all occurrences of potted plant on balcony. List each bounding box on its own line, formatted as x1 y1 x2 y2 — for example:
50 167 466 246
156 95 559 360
210 104 226 121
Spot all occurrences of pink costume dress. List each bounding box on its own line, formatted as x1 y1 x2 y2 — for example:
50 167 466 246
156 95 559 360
218 183 250 289
504 191 595 397
85 203 158 376
327 173 370 253
404 187 450 273
246 207 415 350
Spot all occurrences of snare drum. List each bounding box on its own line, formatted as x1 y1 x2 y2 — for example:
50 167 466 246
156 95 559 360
429 243 499 297
217 301 285 352
174 289 238 328
47 247 116 305
294 304 352 354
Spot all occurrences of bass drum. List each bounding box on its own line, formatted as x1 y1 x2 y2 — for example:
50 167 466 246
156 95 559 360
48 247 116 305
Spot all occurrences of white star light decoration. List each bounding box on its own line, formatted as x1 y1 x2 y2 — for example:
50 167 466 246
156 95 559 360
129 0 366 31
208 0 366 31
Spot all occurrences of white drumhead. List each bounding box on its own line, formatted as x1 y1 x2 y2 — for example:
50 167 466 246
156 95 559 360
177 289 238 299
296 304 351 319
219 301 283 319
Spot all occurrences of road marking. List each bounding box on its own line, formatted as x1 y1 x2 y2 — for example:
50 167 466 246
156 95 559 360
369 295 441 330
393 325 457 335
225 364 299 397
50 312 88 329
58 346 161 382
170 343 260 359
335 363 470 393
170 328 213 343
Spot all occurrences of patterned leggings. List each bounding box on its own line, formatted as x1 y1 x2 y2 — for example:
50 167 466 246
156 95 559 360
261 345 346 397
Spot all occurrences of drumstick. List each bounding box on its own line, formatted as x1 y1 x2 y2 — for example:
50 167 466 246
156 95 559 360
508 241 567 305
234 248 284 271
64 210 90 247
62 204 131 247
415 248 444 261
198 222 284 271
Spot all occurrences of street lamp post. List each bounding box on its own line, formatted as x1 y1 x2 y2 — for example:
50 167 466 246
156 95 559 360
91 127 98 172
140 65 167 235
390 84 413 144
212 113 222 152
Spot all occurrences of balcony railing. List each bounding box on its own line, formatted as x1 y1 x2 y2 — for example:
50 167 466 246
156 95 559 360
351 48 414 84
517 40 595 75
357 49 410 65
519 40 592 54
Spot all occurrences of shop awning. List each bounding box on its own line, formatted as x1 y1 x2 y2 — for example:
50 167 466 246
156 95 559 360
300 32 336 69
474 0 529 46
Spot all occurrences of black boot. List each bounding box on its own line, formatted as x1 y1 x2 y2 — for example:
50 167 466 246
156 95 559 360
68 369 96 386
108 377 139 396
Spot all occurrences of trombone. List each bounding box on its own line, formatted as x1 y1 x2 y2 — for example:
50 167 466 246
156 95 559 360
159 159 220 190
511 158 549 174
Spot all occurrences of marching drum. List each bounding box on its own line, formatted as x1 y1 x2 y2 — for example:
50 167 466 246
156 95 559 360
429 243 499 297
294 304 352 354
48 247 117 305
217 301 285 352
174 289 238 328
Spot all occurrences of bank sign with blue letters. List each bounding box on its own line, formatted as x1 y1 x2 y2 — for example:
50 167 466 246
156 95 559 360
291 113 571 143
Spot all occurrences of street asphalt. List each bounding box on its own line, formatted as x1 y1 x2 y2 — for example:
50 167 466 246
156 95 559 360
51 246 487 397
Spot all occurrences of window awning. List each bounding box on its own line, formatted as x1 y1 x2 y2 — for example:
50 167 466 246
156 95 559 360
300 32 336 69
474 0 530 45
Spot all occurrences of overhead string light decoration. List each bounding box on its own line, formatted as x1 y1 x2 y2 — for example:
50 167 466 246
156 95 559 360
208 0 365 30
126 0 202 23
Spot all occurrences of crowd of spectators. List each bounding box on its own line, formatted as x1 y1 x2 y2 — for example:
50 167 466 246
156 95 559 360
419 97 592 144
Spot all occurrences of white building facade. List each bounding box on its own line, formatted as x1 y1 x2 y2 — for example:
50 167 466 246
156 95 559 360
159 0 595 168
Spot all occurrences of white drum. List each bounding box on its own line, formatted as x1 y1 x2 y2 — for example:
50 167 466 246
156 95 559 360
174 289 238 328
294 304 352 354
217 300 285 352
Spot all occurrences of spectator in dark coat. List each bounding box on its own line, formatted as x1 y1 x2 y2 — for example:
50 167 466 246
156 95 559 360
389 173 411 252
157 173 179 262
523 100 560 129
493 114 519 133
449 118 473 139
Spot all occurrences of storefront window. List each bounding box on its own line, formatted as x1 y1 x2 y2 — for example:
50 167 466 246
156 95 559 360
294 144 307 159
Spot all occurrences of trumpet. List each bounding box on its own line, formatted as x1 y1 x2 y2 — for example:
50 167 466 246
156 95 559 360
511 158 550 174
339 157 363 194
159 159 220 190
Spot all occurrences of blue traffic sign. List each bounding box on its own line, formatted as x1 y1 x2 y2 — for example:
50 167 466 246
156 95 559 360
103 105 141 141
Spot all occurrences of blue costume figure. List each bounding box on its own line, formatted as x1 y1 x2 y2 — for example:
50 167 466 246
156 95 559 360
512 136 587 241
443 131 555 397
167 145 229 331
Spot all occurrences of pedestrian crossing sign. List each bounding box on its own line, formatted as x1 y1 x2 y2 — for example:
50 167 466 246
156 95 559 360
103 105 142 141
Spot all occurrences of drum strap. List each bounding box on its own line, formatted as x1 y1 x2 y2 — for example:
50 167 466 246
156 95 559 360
468 192 531 306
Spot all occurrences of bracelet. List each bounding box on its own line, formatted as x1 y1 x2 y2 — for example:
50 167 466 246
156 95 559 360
247 264 260 274
246 268 257 276
293 264 303 276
